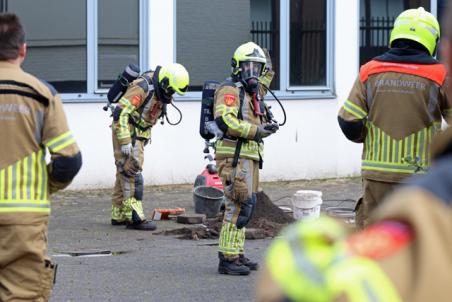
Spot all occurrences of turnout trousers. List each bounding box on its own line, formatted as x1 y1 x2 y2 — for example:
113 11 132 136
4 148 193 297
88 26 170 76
355 178 398 229
0 222 56 302
111 128 146 223
217 158 259 260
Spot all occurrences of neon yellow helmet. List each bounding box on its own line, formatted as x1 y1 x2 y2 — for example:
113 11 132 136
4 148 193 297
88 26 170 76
389 7 440 56
158 63 189 95
231 41 267 76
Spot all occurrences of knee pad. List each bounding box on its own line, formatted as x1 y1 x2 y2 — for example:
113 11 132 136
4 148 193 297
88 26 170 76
236 193 257 229
134 174 144 200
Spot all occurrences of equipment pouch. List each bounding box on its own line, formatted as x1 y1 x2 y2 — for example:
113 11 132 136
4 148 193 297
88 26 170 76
226 168 249 205
40 258 57 301
122 156 141 176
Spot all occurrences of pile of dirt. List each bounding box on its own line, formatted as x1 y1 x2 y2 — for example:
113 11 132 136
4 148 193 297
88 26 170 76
246 191 295 237
156 191 294 240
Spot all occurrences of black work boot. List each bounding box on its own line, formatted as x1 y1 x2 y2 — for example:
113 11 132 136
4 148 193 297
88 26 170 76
218 252 250 275
239 254 259 271
111 219 126 226
125 210 157 231
126 220 157 230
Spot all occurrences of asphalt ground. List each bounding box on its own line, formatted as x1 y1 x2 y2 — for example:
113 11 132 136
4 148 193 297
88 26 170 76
48 178 361 302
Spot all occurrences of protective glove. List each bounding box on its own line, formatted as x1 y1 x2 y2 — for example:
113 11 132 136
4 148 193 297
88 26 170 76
264 123 279 133
120 143 133 157
206 121 224 139
253 124 276 142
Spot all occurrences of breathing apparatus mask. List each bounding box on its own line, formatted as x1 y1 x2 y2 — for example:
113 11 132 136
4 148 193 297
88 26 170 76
239 61 263 94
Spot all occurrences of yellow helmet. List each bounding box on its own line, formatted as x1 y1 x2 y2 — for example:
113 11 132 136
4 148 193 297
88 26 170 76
231 42 267 77
389 7 440 56
158 63 189 95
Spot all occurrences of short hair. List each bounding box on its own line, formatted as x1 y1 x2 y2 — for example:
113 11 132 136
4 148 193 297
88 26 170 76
0 13 25 60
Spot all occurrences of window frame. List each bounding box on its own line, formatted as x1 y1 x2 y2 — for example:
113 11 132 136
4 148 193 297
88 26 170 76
175 0 335 102
62 0 148 102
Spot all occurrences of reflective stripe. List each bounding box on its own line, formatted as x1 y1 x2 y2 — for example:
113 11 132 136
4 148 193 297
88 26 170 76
0 169 4 200
30 152 36 200
218 222 244 255
0 150 50 213
363 122 437 173
36 149 43 200
329 257 403 302
47 132 75 152
46 131 71 148
343 99 367 119
288 231 325 286
7 165 12 200
362 160 425 173
22 156 28 199
41 150 48 200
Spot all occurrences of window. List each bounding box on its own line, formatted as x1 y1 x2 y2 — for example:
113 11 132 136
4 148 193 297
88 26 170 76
359 0 430 65
176 0 334 99
289 0 327 86
5 0 147 99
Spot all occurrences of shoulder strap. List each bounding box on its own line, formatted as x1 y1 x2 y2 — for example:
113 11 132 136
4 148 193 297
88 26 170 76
232 84 245 168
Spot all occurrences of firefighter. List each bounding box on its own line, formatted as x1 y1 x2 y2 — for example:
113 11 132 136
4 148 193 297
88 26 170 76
338 7 451 228
256 8 452 299
256 126 452 302
0 13 82 301
110 63 189 230
213 42 278 275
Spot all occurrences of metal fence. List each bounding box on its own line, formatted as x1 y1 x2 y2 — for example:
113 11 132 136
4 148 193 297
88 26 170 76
360 16 395 64
251 21 274 53
251 20 326 86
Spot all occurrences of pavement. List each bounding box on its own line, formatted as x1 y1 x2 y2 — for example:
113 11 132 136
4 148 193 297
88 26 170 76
48 177 361 302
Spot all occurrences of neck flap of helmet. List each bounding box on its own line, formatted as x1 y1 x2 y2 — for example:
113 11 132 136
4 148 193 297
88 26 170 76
153 66 173 104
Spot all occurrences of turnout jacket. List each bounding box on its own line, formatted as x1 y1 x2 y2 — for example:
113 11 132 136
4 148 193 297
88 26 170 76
214 81 267 161
338 48 450 182
0 61 81 225
357 153 452 302
113 71 165 146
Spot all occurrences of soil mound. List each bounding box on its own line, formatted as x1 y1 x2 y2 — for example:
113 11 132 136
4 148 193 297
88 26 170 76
155 191 294 240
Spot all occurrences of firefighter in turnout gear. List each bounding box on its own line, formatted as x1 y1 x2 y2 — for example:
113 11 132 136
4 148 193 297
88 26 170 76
213 42 278 275
256 127 452 302
338 7 451 228
111 63 189 230
0 13 82 301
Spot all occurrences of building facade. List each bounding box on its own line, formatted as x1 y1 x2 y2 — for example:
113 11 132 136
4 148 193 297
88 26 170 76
4 0 444 188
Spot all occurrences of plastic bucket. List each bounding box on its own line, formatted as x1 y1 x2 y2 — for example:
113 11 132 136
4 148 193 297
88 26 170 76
291 190 323 220
193 186 224 218
325 207 355 225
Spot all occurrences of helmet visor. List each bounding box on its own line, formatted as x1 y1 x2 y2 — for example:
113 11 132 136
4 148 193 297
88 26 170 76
240 61 263 80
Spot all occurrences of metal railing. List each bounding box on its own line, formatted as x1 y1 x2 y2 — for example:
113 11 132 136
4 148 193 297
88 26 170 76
251 20 327 86
360 16 395 64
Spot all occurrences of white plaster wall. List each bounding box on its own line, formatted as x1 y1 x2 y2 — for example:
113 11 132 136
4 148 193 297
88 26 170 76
64 0 364 189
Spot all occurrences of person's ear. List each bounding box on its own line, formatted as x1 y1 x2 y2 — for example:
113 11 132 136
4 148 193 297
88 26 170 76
18 43 27 63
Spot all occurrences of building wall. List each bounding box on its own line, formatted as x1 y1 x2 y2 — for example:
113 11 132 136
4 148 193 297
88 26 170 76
64 0 362 189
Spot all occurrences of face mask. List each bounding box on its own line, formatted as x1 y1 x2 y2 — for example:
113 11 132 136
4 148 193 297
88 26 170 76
239 61 263 94
244 78 259 94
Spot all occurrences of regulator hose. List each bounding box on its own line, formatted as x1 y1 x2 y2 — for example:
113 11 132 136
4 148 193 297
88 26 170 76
262 83 287 126
161 102 183 126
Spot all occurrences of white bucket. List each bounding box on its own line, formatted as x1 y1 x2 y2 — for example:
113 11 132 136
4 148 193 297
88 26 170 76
291 190 323 220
